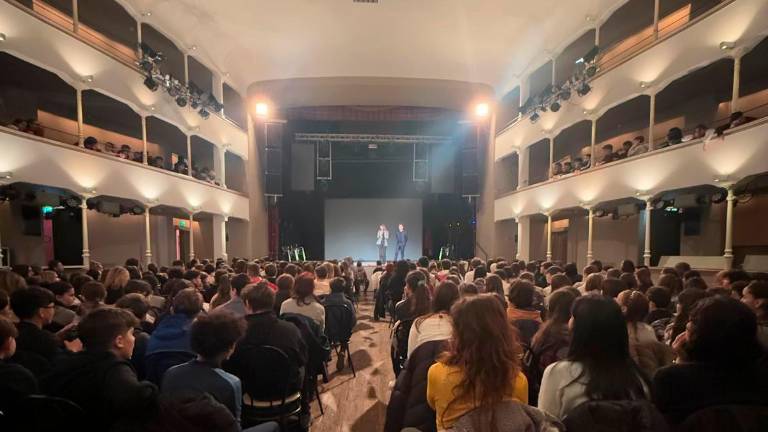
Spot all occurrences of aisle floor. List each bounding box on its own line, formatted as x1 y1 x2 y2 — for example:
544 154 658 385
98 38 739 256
310 294 395 432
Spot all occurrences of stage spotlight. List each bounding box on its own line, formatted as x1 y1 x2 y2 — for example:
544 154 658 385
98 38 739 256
710 192 726 204
558 89 571 101
576 46 599 64
198 108 210 119
550 101 561 112
139 59 154 73
129 206 145 216
255 102 269 118
190 98 201 109
652 199 666 210
143 76 159 91
63 196 81 208
719 41 735 51
176 96 187 107
576 83 591 96
530 112 540 124
0 33 6 42
594 209 607 217
585 65 597 77
474 103 490 118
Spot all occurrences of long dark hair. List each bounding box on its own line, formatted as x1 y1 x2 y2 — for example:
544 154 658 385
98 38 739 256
405 270 431 317
415 280 459 331
532 289 576 347
568 296 648 401
440 294 522 430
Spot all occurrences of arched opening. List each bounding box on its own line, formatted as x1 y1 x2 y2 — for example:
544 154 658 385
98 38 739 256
595 95 651 165
190 135 216 184
223 83 245 128
225 151 246 193
527 138 550 186
145 116 188 175
552 120 592 176
81 89 143 161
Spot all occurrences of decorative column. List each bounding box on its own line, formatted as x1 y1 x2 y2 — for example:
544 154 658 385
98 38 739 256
724 185 735 269
590 118 597 167
653 0 660 39
648 92 656 150
186 134 193 176
76 88 84 147
144 207 152 266
80 199 90 268
72 0 79 33
215 145 227 188
545 211 553 262
731 55 742 113
517 147 529 189
643 197 653 266
547 137 554 179
586 206 595 263
188 211 195 261
141 115 148 164
516 216 531 262
212 214 228 261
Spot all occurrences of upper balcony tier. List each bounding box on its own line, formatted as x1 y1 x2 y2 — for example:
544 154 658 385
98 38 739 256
0 0 249 159
494 117 768 221
495 0 768 160
0 126 250 220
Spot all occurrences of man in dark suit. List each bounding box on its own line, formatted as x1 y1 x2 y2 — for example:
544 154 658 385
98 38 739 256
394 224 408 261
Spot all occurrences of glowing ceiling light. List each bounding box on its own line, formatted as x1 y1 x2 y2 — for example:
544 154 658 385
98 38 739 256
255 102 269 117
474 103 490 118
719 41 735 51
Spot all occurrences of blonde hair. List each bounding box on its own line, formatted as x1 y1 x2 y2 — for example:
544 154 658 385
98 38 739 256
104 266 130 290
0 270 27 294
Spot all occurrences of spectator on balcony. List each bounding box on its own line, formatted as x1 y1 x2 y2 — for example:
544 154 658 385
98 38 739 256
579 146 591 170
690 124 708 141
174 158 189 175
117 145 132 160
561 161 574 175
659 127 683 148
26 119 44 137
596 143 616 166
6 118 27 131
615 140 633 159
84 136 100 151
551 162 563 177
150 155 165 169
626 135 648 157
207 169 218 185
132 151 144 163
103 142 117 155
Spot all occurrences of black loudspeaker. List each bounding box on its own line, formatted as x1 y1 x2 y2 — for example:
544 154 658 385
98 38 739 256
263 122 284 195
21 205 42 236
265 173 283 195
462 175 479 196
266 148 282 174
265 123 283 149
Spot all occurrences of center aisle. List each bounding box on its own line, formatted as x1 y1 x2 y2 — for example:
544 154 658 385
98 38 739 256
310 293 395 432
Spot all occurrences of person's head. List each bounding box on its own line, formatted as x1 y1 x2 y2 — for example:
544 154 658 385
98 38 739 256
685 277 708 291
633 135 645 145
741 281 768 320
518 271 534 283
568 296 647 400
440 295 522 424
621 140 633 151
601 278 626 298
190 312 245 364
729 111 745 125
460 282 479 297
0 270 28 294
584 272 604 293
78 308 138 359
115 293 150 321
293 272 316 302
658 273 683 297
507 279 535 309
379 224 385 230
547 289 578 326
48 281 77 307
719 269 750 289
276 274 294 293
125 258 140 268
246 262 260 278
48 259 64 273
405 270 430 316
432 281 460 313
485 274 504 296
550 274 571 293
230 273 251 298
552 162 562 174
667 127 683 142
172 288 204 317
619 272 638 291
605 268 621 279
40 270 59 284
124 279 152 297
617 290 650 324
330 277 346 294
646 286 672 310
398 224 404 231
635 267 653 291
0 316 18 359
242 282 275 313
601 143 614 157
10 287 55 325
315 265 328 280
81 281 107 303
440 259 451 271
674 261 691 278
686 296 762 364
619 260 635 274
183 270 202 289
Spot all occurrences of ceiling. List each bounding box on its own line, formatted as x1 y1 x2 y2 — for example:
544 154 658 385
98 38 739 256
122 0 625 96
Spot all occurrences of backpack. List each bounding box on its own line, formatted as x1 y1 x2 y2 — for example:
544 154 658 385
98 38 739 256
521 343 542 407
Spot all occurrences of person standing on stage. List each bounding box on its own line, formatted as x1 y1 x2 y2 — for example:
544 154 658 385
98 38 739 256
377 224 389 263
394 224 408 261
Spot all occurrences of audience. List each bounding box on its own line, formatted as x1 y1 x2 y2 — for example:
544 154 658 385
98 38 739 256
215 273 250 318
407 280 459 357
280 272 325 330
506 280 542 347
0 316 38 415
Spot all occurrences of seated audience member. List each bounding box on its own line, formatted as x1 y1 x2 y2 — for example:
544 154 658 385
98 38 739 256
627 135 648 157
104 266 130 304
506 280 542 347
83 136 100 151
597 143 616 165
581 272 604 295
427 295 528 430
0 316 38 415
691 124 708 140
116 293 152 379
615 140 632 159
226 283 307 397
273 274 294 315
531 289 578 400
280 272 326 330
42 308 158 430
601 277 626 298
46 281 78 332
79 281 107 316
209 272 232 310
163 312 245 420
314 264 331 296
579 146 591 170
562 160 573 175
40 270 58 285
653 296 768 426
538 296 650 420
551 162 563 177
459 282 479 297
174 158 189 174
717 111 755 135
645 286 673 325
485 274 507 307
145 288 203 384
635 267 654 293
685 277 708 291
408 281 459 357
246 262 263 285
546 274 571 296
660 127 683 148
741 281 768 349
395 270 431 322
216 273 251 319
716 269 751 290
324 277 356 314
666 287 710 345
617 290 671 376
10 287 77 377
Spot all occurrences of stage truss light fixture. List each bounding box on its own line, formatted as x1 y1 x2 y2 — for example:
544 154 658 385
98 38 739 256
530 112 540 124
550 101 561 112
143 76 159 92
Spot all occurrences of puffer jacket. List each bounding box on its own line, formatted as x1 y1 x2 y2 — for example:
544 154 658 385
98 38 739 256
452 400 564 432
384 339 448 432
563 399 670 432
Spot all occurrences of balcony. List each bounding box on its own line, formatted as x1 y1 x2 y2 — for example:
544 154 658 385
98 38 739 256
0 0 249 159
495 0 768 160
494 116 768 221
0 125 250 220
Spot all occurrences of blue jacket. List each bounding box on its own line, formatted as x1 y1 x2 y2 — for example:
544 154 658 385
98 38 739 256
146 314 195 356
396 230 408 245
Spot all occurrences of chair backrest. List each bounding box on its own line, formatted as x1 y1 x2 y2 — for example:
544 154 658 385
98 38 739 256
563 399 669 432
10 395 86 430
325 303 355 343
677 405 768 432
237 345 298 402
145 350 196 385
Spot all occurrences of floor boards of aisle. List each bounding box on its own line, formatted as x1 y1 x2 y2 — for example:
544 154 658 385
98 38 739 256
309 293 394 432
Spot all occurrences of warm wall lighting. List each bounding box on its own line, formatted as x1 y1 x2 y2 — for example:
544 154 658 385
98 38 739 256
474 103 490 118
639 81 650 89
82 75 94 83
190 45 198 51
0 171 12 179
0 33 6 42
255 102 269 118
719 41 735 51
141 11 152 17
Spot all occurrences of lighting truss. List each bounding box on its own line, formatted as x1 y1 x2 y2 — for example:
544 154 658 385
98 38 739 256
137 43 223 119
294 133 452 145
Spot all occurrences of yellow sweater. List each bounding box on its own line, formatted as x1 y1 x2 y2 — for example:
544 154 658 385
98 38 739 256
426 361 529 430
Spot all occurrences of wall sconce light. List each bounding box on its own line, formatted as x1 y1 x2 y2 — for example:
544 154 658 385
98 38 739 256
0 33 7 42
719 41 735 51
